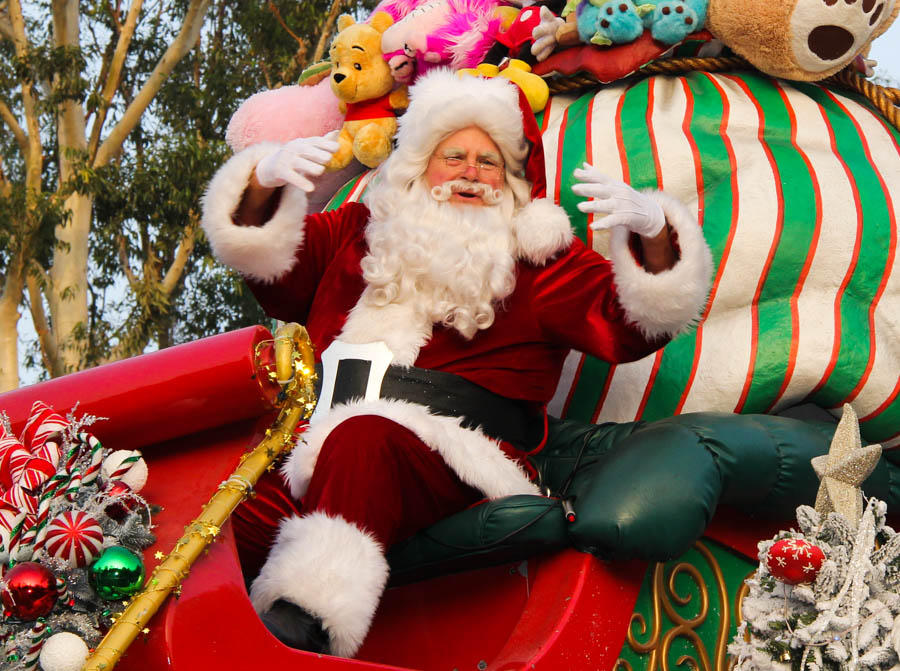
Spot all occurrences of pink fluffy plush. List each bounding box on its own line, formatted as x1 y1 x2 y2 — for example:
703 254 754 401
225 78 344 152
225 79 363 213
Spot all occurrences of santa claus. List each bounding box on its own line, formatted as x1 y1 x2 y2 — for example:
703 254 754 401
201 69 712 657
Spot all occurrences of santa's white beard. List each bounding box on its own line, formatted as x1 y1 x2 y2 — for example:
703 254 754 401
346 179 518 356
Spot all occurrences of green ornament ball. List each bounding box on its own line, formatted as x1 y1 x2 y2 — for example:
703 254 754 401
89 547 145 600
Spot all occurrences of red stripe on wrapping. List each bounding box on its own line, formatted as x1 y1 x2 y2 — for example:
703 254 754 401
765 81 823 413
722 75 784 414
674 76 706 415
540 97 553 134
554 106 570 207
585 96 595 249
615 89 630 183
633 78 663 420
808 89 864 397
675 74 740 412
859 110 900 424
824 90 897 407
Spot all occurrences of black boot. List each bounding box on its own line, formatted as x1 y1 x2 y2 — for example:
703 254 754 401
260 599 331 654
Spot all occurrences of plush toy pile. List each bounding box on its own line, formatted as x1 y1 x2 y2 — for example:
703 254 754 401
0 402 154 671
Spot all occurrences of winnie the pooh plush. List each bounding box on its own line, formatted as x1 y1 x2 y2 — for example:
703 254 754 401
327 12 409 170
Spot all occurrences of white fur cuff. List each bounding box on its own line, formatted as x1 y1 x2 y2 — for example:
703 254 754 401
512 198 575 265
283 399 540 501
201 142 309 283
249 512 389 658
609 191 713 339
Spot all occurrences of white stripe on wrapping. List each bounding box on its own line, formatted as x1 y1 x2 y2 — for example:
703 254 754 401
826 90 900 422
540 92 581 418
679 74 780 414
541 92 577 218
596 77 694 423
343 169 378 205
773 83 861 410
547 349 583 418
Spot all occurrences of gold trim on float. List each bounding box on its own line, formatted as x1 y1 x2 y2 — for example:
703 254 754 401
616 541 738 671
82 323 318 671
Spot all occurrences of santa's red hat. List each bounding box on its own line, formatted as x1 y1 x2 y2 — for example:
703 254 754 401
376 68 573 265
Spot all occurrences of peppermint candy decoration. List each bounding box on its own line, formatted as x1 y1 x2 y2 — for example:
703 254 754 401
766 538 826 584
44 511 104 568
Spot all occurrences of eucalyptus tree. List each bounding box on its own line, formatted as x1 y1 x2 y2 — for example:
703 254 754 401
0 0 370 389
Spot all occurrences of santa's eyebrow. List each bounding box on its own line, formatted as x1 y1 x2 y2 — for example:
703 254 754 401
477 151 502 164
438 146 466 158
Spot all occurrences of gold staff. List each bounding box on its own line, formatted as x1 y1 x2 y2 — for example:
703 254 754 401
82 323 317 671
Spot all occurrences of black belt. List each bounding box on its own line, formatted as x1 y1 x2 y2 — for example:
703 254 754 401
314 363 542 451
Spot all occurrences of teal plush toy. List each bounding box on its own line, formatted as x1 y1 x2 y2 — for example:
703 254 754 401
567 0 708 47
575 0 649 46
643 0 709 44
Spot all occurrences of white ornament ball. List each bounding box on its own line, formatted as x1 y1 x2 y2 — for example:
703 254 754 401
101 450 148 493
39 632 89 671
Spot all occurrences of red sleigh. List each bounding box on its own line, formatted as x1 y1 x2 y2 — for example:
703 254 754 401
0 325 869 670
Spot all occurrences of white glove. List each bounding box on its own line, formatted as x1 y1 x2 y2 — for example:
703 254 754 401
571 163 665 238
531 6 564 62
254 132 340 192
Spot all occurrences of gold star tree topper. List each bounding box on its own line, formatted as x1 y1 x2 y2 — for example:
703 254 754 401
811 404 881 528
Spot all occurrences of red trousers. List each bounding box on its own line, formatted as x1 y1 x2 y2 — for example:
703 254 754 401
233 415 484 576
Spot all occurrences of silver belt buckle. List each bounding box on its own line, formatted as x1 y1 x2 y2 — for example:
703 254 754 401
310 340 395 423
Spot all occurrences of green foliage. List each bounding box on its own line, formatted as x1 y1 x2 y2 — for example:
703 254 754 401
3 0 377 382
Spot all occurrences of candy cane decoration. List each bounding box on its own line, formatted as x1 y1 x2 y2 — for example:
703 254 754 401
55 576 69 605
65 467 81 502
22 620 46 671
80 434 103 487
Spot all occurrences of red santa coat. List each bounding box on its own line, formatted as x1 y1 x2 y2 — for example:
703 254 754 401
201 137 713 657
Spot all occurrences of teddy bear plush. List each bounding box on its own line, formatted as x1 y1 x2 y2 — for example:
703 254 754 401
326 12 409 170
706 0 898 80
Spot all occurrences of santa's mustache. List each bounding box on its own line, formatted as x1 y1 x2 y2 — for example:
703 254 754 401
430 180 504 206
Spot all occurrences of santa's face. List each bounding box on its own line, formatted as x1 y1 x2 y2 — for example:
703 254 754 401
424 126 505 207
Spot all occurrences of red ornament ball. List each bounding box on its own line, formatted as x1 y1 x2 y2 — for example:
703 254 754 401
766 538 825 584
0 561 58 620
44 510 104 568
102 480 140 521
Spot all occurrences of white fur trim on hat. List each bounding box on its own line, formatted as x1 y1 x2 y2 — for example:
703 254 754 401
283 398 540 502
393 69 529 176
512 198 575 265
609 191 713 339
201 142 308 283
249 512 388 658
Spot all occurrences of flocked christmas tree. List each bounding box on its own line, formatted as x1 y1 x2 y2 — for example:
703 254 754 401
729 404 900 671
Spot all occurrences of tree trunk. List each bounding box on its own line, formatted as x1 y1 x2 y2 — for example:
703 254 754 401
48 191 92 373
0 278 23 391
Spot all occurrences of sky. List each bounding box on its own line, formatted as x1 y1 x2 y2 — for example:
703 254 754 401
870 20 899 82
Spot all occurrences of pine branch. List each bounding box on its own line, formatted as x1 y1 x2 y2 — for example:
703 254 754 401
94 0 211 168
25 266 64 377
312 0 342 63
9 0 43 188
87 0 145 163
160 215 198 295
0 1 13 41
0 98 26 157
